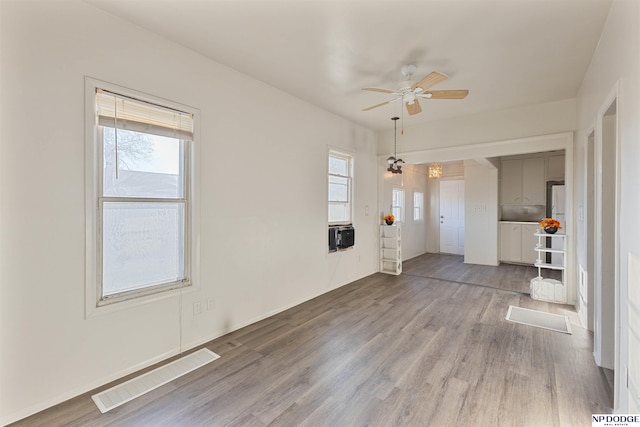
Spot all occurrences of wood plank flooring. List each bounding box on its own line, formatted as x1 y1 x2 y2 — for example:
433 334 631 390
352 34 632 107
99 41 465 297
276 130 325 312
13 254 611 426
403 253 562 294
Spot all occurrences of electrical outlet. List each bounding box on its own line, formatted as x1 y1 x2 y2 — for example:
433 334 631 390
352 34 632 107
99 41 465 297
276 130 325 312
193 301 202 315
207 298 215 310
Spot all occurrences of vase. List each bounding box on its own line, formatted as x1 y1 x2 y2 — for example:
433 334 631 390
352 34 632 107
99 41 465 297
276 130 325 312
385 220 394 225
544 226 558 234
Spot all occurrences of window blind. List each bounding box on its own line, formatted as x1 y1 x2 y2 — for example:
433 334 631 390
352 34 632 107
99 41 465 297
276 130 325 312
96 89 193 140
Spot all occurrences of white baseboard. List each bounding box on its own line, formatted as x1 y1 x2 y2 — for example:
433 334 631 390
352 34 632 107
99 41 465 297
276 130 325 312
1 347 180 426
3 269 379 426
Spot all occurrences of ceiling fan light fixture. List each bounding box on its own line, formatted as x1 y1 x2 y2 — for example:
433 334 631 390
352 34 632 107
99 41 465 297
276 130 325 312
403 92 416 105
428 162 443 179
361 66 468 115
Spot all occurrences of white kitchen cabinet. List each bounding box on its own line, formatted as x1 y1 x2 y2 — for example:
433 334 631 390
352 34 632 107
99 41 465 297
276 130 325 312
522 157 545 204
500 223 521 263
500 159 523 204
500 157 545 205
500 222 539 264
546 155 565 181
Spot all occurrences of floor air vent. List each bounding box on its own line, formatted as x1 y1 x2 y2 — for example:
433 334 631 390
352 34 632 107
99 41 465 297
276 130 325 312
92 348 220 413
506 305 572 334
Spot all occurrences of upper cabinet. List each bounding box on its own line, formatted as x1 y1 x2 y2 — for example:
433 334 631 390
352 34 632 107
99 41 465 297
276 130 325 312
501 157 545 205
546 155 565 181
501 159 523 204
522 157 545 204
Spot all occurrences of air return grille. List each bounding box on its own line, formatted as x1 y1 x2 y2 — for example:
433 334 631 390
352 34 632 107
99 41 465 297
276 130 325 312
506 306 572 334
92 348 220 413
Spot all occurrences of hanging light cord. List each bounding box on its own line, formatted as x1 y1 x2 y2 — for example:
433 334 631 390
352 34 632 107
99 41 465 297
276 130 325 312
394 118 397 156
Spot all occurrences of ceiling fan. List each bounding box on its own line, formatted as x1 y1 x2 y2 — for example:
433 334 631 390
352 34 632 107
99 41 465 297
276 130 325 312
362 65 469 116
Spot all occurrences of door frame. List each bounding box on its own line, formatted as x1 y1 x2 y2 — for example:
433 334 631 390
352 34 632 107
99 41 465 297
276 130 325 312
584 128 595 332
593 81 621 408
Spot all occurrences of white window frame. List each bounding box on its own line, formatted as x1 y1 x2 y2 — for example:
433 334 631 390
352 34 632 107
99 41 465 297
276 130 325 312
392 187 405 223
84 78 200 317
328 149 354 225
413 191 424 222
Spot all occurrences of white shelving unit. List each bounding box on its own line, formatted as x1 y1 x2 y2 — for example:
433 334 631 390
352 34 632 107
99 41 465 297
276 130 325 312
531 231 566 303
380 224 401 275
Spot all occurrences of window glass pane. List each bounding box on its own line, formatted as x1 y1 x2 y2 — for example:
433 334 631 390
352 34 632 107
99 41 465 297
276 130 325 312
392 188 405 222
103 127 183 198
329 155 348 176
102 201 185 296
392 206 401 220
329 203 349 223
328 175 349 202
414 192 424 221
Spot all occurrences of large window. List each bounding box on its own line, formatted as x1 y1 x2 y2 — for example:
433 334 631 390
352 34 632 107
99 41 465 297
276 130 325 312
392 188 405 222
413 191 424 222
328 150 353 224
87 81 196 306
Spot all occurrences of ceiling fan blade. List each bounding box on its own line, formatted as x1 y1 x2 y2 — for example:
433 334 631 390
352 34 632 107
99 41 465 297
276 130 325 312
412 71 448 91
420 89 469 99
406 99 422 115
362 100 394 111
362 87 395 94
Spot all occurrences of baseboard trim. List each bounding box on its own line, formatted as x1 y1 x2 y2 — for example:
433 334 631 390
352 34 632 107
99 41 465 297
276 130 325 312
3 268 379 426
1 347 180 426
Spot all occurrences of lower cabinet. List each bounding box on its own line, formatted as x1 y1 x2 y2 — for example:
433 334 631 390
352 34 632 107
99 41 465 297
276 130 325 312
499 223 538 264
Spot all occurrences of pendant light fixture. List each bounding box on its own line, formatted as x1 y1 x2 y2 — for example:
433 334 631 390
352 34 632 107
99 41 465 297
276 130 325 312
428 162 443 179
387 117 404 174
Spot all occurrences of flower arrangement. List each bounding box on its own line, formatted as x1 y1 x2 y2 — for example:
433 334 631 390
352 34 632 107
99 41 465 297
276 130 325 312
382 213 395 225
539 218 562 229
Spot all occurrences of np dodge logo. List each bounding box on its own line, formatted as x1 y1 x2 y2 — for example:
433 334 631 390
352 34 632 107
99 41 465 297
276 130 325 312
592 414 640 426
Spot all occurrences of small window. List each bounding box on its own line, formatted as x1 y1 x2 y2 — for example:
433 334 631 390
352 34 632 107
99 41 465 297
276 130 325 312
413 191 424 222
87 81 196 306
328 150 353 225
392 188 405 222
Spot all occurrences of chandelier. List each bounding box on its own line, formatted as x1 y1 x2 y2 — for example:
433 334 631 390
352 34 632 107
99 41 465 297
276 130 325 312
386 117 404 174
428 162 443 178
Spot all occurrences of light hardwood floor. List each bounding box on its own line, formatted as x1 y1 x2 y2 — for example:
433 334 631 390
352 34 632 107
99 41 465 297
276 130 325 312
403 253 563 295
13 254 611 426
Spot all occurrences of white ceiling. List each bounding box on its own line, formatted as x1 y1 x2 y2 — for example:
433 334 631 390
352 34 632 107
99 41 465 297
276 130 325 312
85 0 612 131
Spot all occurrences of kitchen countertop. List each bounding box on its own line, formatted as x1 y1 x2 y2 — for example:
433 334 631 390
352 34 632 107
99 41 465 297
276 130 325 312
499 221 539 224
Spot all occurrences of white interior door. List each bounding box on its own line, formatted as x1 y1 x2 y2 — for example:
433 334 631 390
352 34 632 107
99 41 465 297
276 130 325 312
439 180 465 255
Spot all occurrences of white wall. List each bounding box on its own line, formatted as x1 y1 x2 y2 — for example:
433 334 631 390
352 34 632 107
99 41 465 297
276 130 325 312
379 164 428 260
378 98 576 157
574 0 640 413
463 160 499 266
0 1 379 423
